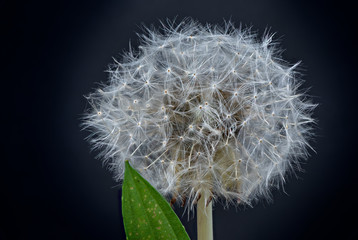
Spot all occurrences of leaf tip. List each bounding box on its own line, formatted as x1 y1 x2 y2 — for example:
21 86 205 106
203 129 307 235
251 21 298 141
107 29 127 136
125 159 130 169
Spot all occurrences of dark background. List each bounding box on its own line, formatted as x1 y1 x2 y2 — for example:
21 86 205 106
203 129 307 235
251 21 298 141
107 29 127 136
2 0 357 239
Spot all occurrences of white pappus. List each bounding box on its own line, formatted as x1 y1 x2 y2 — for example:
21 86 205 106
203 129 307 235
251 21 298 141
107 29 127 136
82 19 316 210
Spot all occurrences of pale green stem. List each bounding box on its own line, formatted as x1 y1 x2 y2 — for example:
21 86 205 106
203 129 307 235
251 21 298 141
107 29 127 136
197 192 213 240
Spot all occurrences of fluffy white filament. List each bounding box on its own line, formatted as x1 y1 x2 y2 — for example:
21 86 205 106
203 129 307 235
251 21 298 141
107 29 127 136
83 19 315 210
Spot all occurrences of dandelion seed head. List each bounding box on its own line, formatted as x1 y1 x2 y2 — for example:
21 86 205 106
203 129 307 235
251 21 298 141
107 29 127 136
83 19 316 210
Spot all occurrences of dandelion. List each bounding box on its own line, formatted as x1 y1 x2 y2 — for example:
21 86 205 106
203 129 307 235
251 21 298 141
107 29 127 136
83 19 315 239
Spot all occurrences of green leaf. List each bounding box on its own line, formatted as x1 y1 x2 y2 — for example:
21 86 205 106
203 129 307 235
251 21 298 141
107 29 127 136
122 160 190 240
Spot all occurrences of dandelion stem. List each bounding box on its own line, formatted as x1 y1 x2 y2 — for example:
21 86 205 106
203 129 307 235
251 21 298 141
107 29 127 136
197 191 213 240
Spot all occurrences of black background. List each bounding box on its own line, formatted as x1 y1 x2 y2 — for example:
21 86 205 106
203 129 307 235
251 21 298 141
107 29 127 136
2 0 357 239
